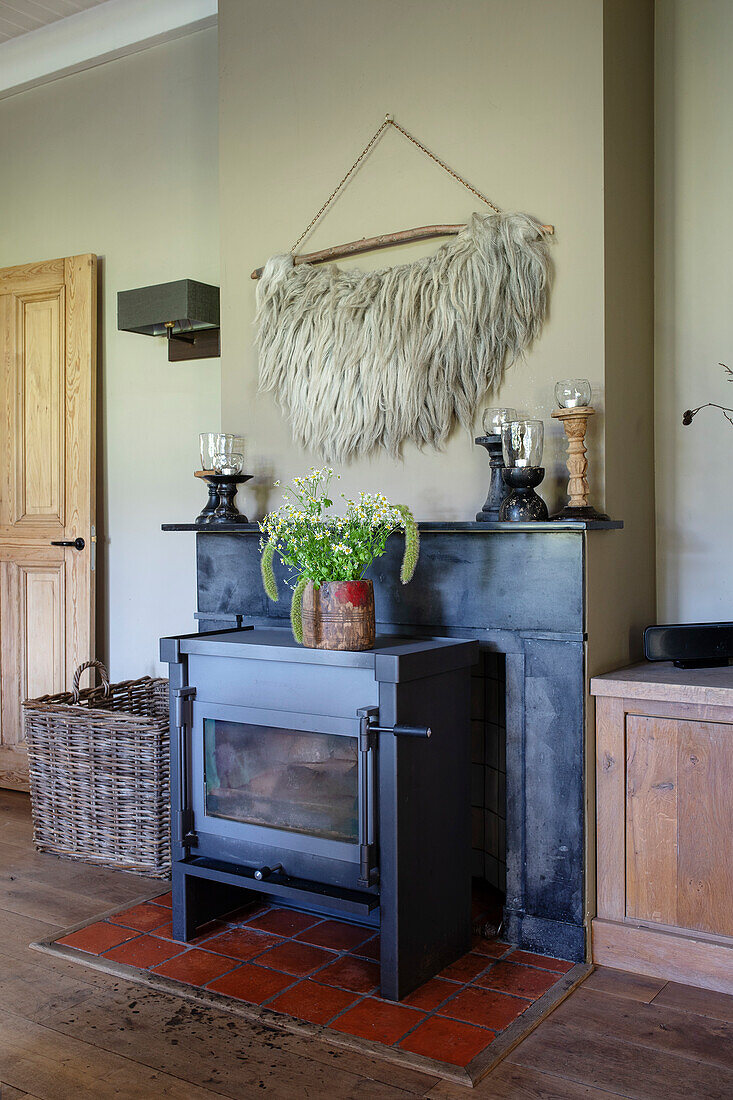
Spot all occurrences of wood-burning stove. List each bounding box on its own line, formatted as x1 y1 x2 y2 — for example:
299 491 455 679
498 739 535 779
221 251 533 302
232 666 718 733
161 627 477 1000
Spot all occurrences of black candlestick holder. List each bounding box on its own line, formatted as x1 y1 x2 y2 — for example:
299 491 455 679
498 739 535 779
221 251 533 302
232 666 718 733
195 473 252 525
475 434 506 521
499 467 549 522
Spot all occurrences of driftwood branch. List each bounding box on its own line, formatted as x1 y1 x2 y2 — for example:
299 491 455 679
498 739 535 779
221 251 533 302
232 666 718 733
251 222 555 280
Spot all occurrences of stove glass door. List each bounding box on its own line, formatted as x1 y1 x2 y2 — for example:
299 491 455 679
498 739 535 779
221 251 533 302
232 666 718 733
204 719 358 844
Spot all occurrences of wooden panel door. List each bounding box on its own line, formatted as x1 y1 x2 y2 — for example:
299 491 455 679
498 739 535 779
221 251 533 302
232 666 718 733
0 255 96 790
625 714 733 937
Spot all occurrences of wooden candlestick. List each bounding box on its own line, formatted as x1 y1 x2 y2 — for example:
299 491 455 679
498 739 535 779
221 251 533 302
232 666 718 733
194 471 252 525
551 406 609 520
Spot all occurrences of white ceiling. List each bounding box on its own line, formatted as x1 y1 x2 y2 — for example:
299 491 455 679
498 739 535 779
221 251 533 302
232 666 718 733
0 0 217 99
0 1 108 44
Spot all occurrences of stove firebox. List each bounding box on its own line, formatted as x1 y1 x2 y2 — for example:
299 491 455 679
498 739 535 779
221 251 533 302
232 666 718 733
161 627 478 1001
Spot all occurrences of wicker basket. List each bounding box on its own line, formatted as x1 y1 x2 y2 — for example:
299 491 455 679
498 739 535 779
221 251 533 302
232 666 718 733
23 660 171 878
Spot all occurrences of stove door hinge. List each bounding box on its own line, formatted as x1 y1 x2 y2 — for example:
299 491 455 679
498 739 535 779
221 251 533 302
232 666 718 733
173 686 196 730
174 808 199 850
172 687 197 853
356 707 379 887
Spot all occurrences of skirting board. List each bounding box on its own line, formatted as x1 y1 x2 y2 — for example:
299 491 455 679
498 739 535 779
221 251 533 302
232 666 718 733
592 917 733 996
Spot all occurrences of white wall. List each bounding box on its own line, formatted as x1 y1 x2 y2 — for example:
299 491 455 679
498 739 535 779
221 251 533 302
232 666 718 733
656 0 733 622
0 28 220 676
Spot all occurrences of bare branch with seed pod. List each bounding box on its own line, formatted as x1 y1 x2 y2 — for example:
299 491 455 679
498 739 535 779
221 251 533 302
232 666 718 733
682 363 733 426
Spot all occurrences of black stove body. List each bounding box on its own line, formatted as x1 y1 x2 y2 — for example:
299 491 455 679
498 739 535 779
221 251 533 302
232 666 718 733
160 627 477 1000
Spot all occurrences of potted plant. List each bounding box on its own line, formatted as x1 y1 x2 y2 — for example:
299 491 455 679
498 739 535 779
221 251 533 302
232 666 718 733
259 468 419 651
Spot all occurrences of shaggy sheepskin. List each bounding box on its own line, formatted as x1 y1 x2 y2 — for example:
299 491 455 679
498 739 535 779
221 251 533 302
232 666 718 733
256 211 552 462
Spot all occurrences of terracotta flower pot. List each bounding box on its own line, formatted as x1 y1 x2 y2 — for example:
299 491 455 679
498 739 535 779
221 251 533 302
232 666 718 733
301 580 375 651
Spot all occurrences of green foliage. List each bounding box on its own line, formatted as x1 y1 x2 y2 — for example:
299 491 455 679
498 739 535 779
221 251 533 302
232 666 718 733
290 574 308 644
259 468 410 586
258 468 421 641
260 540 278 602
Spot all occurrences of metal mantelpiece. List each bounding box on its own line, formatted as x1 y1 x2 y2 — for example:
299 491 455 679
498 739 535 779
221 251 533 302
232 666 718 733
160 627 477 1001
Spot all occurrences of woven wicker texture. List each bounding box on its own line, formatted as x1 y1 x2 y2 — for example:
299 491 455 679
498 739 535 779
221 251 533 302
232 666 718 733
23 662 170 878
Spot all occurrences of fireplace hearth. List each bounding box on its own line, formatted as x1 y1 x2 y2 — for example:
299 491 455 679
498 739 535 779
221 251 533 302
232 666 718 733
161 627 478 1001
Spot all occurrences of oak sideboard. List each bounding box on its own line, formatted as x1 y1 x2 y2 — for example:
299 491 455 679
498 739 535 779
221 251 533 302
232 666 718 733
591 661 733 994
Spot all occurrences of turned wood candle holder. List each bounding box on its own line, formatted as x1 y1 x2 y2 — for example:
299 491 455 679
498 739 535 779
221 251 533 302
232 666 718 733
195 471 252 524
551 406 609 521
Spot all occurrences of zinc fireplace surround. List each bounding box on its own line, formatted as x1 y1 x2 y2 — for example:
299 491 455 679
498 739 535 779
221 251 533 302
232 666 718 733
163 518 623 962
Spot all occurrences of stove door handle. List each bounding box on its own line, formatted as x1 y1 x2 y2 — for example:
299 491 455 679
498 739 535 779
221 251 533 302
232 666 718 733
392 724 431 738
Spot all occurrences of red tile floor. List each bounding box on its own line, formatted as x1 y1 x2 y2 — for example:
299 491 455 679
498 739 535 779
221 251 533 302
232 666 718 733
57 889 574 1070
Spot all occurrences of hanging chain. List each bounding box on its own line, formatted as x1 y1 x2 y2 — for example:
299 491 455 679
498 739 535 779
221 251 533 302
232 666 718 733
386 116 501 215
290 118 391 253
290 114 501 255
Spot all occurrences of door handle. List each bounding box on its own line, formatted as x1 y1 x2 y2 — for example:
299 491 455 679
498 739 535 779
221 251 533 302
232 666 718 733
50 538 85 551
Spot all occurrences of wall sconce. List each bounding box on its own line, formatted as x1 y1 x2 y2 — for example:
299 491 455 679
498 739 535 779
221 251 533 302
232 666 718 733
117 279 220 361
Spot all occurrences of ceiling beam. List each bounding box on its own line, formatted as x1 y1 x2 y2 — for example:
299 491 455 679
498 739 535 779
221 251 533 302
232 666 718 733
0 0 217 100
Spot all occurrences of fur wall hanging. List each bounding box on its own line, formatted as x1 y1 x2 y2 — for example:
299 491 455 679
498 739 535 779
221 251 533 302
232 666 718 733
254 118 553 463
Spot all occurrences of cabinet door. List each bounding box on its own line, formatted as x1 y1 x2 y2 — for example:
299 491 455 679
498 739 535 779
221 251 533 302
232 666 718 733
626 715 733 936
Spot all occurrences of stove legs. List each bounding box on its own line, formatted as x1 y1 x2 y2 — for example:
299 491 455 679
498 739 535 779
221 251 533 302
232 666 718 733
172 865 249 941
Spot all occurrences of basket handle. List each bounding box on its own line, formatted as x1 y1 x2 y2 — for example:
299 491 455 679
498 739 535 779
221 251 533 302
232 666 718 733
72 660 111 703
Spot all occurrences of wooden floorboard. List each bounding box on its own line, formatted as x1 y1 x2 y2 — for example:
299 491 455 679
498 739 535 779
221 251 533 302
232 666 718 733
425 1062 624 1097
651 980 733 1023
551 987 733 1071
581 967 668 1003
1 789 731 1098
507 1017 733 1099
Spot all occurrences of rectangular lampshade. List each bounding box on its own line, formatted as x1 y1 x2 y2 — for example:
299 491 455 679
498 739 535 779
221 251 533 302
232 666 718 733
117 279 219 337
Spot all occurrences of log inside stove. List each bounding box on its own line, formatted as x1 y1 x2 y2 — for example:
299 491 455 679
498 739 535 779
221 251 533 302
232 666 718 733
204 720 359 842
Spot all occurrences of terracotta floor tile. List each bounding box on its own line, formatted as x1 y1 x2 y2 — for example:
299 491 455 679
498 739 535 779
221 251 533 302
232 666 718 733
207 962 294 1003
330 997 424 1045
246 908 321 937
255 940 337 976
476 961 559 998
203 926 281 961
269 978 360 1025
152 919 228 945
58 920 140 955
471 936 512 959
102 935 183 969
351 935 380 961
401 977 459 1012
222 900 269 922
439 952 490 983
507 948 574 973
151 948 239 985
296 919 374 952
316 954 380 993
149 891 172 908
399 1015 494 1066
439 985 530 1031
108 902 171 933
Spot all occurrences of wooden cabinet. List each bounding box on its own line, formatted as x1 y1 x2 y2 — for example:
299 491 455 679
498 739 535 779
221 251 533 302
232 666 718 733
591 663 733 994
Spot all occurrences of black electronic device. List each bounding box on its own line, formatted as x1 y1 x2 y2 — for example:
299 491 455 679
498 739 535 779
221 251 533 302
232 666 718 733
644 622 733 669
